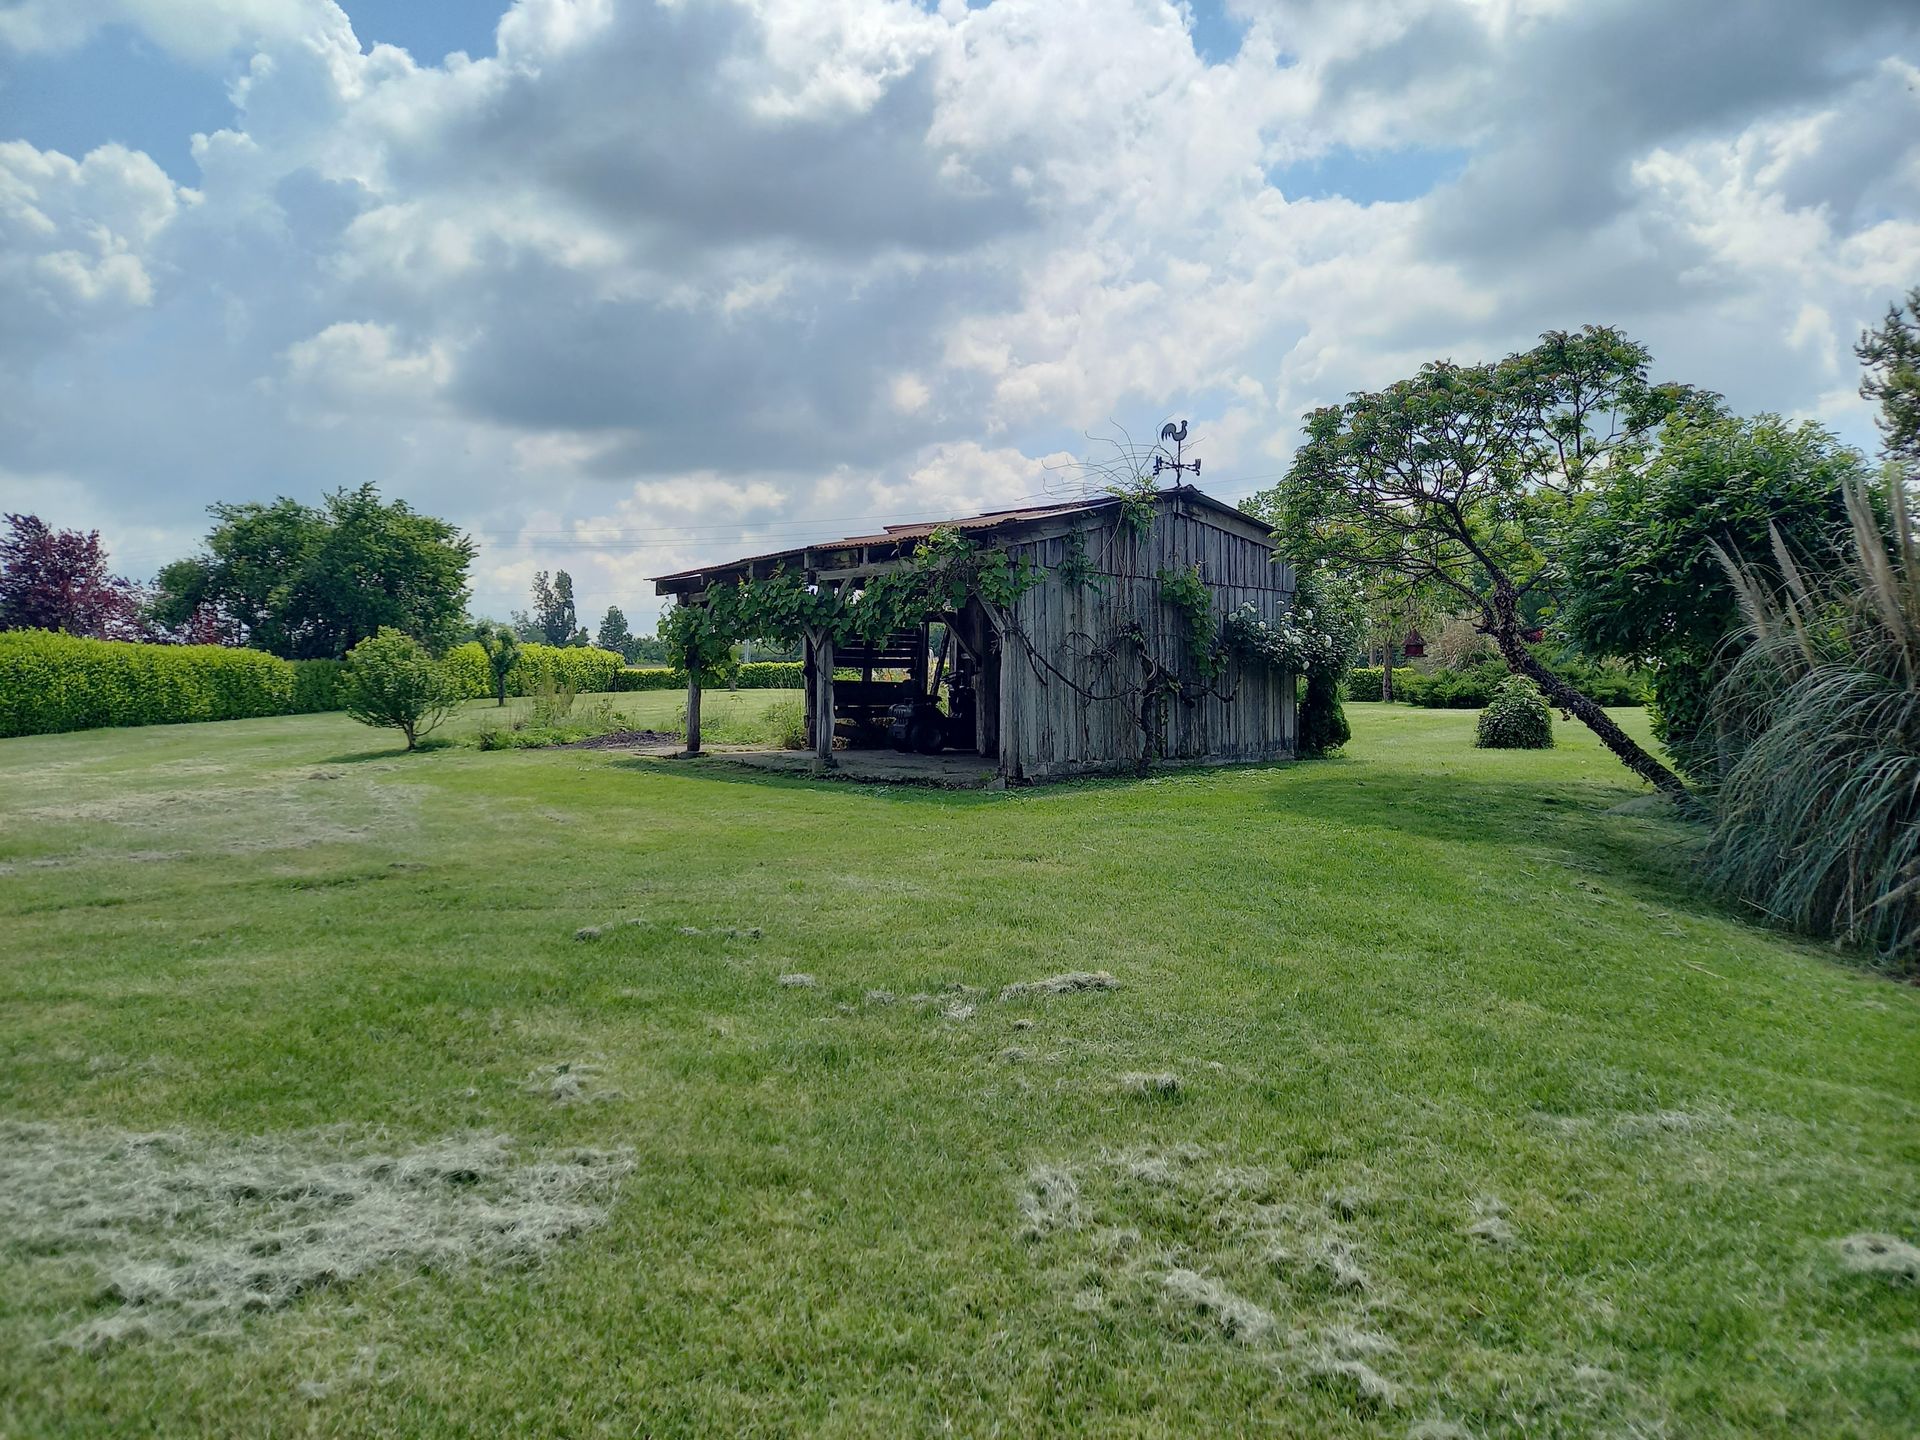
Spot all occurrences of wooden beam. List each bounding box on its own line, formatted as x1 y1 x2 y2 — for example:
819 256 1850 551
812 627 836 770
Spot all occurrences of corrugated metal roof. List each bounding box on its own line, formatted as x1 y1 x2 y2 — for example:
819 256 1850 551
648 497 1118 585
649 486 1270 589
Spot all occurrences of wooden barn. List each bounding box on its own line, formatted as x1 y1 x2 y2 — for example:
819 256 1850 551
652 485 1296 783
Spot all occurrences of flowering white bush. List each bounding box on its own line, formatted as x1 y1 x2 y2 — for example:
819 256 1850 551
1220 571 1365 680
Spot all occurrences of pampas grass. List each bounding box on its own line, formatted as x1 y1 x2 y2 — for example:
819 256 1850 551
1705 472 1920 968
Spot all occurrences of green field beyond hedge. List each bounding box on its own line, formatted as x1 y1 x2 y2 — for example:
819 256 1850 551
1 704 1915 1437
0 630 803 738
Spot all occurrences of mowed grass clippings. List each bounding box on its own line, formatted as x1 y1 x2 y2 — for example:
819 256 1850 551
0 698 1916 1437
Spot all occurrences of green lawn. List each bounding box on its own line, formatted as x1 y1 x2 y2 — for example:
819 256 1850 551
1 701 1915 1437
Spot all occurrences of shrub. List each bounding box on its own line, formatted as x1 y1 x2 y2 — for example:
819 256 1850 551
1297 671 1350 756
1475 676 1553 749
342 629 461 750
0 630 301 737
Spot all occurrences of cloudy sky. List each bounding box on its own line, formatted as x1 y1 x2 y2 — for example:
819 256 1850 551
3 0 1917 628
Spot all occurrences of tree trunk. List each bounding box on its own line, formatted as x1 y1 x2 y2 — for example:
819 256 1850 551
684 670 702 756
1488 589 1686 796
1382 637 1396 704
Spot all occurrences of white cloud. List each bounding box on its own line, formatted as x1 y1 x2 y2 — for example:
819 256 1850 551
0 0 353 65
0 142 187 372
0 0 1916 628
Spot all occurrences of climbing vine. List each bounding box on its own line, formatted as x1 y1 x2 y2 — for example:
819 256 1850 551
1105 474 1158 540
1057 527 1103 593
662 506 1361 768
1220 566 1366 756
660 528 1038 660
1156 564 1221 680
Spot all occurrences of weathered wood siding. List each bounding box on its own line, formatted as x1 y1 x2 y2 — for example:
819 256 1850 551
997 499 1295 781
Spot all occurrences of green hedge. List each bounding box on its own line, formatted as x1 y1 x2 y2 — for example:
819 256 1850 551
290 658 346 714
1342 666 1424 700
443 643 625 700
611 662 805 692
0 630 332 738
1392 659 1650 709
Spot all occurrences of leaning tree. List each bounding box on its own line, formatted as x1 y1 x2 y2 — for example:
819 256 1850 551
1253 326 1694 794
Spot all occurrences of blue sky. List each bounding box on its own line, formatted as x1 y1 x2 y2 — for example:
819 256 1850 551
1 0 1916 625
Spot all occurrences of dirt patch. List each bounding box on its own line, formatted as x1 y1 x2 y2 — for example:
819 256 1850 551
0 1123 632 1348
560 729 679 749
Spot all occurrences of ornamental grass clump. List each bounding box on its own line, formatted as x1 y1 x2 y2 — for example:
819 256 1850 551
1474 675 1553 749
1703 473 1920 969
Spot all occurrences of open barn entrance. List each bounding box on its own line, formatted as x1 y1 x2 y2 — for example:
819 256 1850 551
805 615 999 760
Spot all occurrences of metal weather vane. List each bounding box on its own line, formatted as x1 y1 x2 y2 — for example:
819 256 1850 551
1152 420 1201 482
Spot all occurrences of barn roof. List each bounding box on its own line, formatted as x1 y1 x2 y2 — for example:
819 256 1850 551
651 485 1274 596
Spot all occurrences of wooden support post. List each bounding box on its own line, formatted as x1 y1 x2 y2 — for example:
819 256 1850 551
980 599 1016 782
809 627 836 770
683 668 702 756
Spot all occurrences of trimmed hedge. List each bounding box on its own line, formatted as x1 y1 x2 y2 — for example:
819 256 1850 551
0 630 336 738
1389 658 1650 709
442 643 624 700
291 658 347 714
611 662 805 692
1342 666 1423 700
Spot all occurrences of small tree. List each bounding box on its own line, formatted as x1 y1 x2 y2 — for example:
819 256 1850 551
1255 326 1694 794
596 605 632 654
1857 285 1920 469
343 628 460 750
1559 410 1860 781
0 514 145 638
472 622 521 706
530 570 579 646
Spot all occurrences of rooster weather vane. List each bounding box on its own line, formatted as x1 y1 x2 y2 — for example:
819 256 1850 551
1152 420 1201 482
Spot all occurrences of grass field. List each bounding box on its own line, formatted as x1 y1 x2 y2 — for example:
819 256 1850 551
1 699 1916 1437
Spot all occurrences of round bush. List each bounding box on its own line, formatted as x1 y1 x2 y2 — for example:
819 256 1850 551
1475 675 1553 749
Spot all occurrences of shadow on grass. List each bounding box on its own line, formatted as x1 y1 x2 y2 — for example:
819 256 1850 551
1265 760 1722 916
317 738 452 764
601 752 1010 807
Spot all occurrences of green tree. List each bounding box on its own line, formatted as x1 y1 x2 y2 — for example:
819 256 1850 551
342 628 461 750
1560 410 1863 781
1857 285 1920 468
595 605 632 655
530 570 579 646
472 622 521 706
1253 326 1694 794
151 484 473 659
